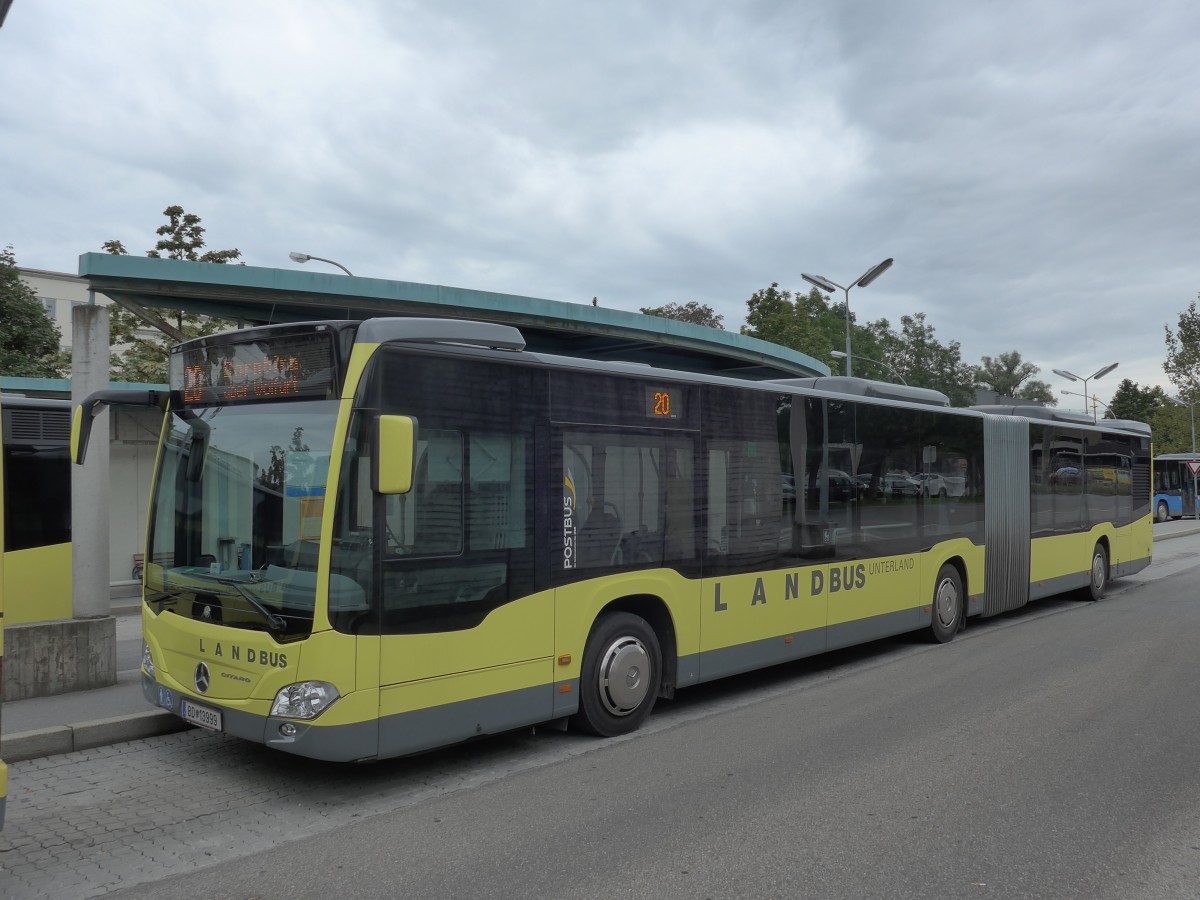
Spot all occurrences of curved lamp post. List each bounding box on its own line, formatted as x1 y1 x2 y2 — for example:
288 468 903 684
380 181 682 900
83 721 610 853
832 350 906 384
289 251 353 276
1051 363 1118 423
1168 396 1199 456
1169 396 1199 519
801 258 893 378
1060 389 1112 419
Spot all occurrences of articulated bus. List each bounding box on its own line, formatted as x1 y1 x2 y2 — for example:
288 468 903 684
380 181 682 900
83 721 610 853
0 393 73 828
71 318 1153 762
1153 453 1199 521
1 395 73 624
0 394 6 829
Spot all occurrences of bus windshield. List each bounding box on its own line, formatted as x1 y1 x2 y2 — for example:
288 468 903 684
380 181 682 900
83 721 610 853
144 399 362 639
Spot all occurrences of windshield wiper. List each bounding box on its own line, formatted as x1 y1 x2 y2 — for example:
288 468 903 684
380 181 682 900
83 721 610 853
181 571 288 634
146 588 183 614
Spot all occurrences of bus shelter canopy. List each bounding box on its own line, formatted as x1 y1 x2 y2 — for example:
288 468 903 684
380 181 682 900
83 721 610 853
78 253 829 382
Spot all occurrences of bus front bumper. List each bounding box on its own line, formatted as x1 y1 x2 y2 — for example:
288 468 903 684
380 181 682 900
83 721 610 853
141 672 378 762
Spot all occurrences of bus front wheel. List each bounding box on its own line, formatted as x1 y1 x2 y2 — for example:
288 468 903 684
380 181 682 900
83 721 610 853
928 564 963 643
1087 543 1108 601
572 612 661 737
1155 500 1170 523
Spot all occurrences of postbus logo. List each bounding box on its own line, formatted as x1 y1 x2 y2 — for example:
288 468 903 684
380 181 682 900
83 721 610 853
563 468 577 570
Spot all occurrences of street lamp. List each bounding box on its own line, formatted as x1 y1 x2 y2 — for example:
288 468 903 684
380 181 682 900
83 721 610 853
1169 396 1199 519
832 350 906 384
1169 396 1199 455
289 251 353 276
1060 389 1112 419
802 258 893 378
1051 363 1118 423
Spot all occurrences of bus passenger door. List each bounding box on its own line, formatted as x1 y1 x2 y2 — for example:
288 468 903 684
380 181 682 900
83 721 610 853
554 428 703 687
370 362 551 758
699 430 828 683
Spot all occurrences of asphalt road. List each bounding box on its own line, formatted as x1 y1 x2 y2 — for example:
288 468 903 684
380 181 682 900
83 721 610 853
4 533 1200 899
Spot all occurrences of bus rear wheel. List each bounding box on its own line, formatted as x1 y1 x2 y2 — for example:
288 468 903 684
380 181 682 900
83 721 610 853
1086 543 1108 601
928 564 962 643
572 612 661 737
1155 500 1170 523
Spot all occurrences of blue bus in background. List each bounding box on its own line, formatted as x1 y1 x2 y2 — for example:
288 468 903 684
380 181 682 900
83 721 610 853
1153 453 1199 521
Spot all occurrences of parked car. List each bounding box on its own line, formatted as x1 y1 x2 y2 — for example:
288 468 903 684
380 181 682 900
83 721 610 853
941 474 967 497
801 469 859 503
910 472 949 498
781 473 796 500
824 470 860 502
880 473 922 498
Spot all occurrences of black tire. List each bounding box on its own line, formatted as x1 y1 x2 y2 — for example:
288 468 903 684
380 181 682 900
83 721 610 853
937 488 948 499
1086 543 1108 601
1155 500 1170 523
572 612 661 737
928 563 963 643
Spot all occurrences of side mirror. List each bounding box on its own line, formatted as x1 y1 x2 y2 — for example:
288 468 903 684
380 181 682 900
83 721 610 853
73 389 168 465
375 415 417 494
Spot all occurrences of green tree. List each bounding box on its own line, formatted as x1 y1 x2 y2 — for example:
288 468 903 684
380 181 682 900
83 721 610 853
1018 380 1054 404
145 206 242 265
878 313 979 407
977 351 1055 403
1164 297 1200 398
738 283 981 402
0 245 69 377
1105 378 1169 423
1147 402 1196 454
640 301 724 329
741 283 884 372
104 205 241 382
742 282 809 349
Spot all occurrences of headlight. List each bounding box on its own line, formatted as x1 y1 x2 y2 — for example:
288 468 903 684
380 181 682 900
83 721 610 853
270 681 341 720
142 641 156 678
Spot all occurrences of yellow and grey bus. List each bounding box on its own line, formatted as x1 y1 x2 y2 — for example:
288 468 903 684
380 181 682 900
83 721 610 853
2 395 73 625
72 318 1152 762
0 554 4 830
0 393 6 830
0 393 74 827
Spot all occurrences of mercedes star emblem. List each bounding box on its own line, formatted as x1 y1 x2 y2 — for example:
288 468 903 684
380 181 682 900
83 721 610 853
194 662 211 694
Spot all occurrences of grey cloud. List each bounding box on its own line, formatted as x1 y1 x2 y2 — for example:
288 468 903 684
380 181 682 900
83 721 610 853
1 0 1196 399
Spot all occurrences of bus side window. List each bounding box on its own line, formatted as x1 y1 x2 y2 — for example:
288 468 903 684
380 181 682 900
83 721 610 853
562 432 693 571
467 433 527 552
382 431 464 557
706 448 729 555
662 447 695 563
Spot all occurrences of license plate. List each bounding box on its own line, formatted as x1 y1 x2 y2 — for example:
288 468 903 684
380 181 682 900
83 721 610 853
181 699 222 732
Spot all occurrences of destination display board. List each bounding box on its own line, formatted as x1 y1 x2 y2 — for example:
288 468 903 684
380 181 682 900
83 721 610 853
170 331 337 406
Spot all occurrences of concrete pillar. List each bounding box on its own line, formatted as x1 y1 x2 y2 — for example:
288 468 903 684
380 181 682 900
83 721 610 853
71 303 111 620
8 303 118 699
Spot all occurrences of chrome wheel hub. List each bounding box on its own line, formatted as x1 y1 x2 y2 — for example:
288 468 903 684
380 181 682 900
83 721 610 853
596 636 650 717
935 576 959 629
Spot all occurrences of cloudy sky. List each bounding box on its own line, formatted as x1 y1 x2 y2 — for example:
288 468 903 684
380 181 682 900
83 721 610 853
2 1 1197 407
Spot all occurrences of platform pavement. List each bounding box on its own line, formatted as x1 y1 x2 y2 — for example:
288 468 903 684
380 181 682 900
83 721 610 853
1 606 187 763
3 518 1200 764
